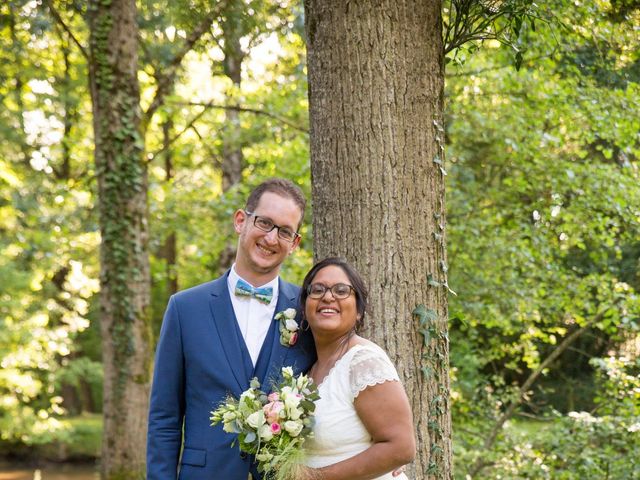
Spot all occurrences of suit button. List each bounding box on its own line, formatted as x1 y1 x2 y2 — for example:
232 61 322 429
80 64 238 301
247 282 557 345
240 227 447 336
240 452 247 459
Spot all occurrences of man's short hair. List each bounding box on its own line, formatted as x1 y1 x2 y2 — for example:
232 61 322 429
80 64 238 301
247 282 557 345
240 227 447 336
245 178 306 228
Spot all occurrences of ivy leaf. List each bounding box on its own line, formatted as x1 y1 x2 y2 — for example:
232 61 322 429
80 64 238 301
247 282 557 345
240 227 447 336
414 304 438 347
413 304 438 326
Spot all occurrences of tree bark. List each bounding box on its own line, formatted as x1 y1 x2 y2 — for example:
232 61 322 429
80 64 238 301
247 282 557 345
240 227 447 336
87 0 151 478
304 1 452 478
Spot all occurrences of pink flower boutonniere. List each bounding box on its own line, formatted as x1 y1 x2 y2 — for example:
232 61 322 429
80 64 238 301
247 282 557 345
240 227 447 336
275 308 299 347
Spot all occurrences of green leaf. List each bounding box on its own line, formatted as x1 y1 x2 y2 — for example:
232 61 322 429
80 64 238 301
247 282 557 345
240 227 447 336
427 274 442 288
515 50 524 71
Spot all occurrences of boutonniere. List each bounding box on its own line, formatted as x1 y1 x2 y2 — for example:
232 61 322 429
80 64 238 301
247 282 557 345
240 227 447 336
275 308 299 347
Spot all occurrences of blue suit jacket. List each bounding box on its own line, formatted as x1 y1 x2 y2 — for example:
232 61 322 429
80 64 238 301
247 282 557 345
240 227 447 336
147 273 316 480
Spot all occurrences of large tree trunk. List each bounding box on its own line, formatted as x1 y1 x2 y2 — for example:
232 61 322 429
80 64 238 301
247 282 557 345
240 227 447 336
304 1 452 478
88 0 151 478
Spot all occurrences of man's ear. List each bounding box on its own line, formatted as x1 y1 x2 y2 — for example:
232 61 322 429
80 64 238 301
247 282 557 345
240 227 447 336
289 235 301 254
233 209 247 234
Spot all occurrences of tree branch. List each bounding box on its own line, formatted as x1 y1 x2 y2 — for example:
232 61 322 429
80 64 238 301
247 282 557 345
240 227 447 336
443 0 547 56
467 308 609 479
145 103 212 163
146 100 308 163
183 101 308 133
142 1 228 131
42 0 89 60
202 102 309 133
446 53 553 77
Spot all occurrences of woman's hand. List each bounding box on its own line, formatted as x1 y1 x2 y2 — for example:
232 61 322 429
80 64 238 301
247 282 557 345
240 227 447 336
392 464 407 476
293 465 325 480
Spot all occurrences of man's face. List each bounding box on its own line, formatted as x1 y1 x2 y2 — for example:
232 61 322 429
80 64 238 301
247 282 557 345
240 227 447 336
234 191 302 283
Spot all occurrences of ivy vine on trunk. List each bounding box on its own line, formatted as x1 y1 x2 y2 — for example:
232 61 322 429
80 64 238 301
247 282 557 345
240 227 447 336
87 0 151 478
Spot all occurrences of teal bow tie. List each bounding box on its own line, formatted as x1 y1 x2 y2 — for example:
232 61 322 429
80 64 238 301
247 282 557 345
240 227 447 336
234 278 273 305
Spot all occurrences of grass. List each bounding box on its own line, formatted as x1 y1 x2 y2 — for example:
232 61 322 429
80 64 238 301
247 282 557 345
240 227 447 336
63 414 102 459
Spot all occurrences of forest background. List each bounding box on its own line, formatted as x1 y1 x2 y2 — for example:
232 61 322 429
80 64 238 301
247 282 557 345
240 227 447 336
1 0 639 479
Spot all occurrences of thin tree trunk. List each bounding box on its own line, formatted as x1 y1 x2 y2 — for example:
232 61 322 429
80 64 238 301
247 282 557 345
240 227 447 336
161 119 178 297
220 26 244 192
151 120 178 339
9 3 30 166
217 8 246 273
87 0 151 477
59 31 74 179
304 1 451 478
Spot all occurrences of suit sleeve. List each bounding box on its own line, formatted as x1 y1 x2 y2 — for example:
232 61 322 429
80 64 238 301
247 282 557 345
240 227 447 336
147 296 185 480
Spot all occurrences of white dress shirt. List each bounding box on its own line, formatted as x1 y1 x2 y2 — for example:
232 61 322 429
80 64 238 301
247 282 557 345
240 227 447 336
227 264 279 366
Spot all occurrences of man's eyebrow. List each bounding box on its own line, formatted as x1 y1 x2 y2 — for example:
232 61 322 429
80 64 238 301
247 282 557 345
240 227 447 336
256 214 297 230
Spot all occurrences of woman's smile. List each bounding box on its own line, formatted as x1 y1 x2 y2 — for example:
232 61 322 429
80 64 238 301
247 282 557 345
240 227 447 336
305 265 357 336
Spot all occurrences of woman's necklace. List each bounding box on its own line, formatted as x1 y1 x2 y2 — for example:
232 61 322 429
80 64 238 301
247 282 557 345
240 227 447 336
311 339 353 384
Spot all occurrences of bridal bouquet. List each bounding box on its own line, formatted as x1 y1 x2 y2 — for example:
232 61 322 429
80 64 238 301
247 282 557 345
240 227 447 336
210 367 320 480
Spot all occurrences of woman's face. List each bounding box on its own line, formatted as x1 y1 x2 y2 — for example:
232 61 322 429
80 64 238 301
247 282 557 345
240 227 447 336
304 265 358 338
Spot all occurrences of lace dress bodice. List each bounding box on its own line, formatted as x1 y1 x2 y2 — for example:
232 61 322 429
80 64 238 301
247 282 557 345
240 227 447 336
304 343 409 480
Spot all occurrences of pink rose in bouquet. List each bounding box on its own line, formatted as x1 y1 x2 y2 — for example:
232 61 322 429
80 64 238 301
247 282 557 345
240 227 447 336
264 400 285 424
210 367 320 480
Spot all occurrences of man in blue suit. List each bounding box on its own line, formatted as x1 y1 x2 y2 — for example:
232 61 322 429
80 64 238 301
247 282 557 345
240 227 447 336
147 178 315 480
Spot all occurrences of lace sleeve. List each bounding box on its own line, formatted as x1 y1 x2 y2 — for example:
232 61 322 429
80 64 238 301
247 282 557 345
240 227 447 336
349 345 400 399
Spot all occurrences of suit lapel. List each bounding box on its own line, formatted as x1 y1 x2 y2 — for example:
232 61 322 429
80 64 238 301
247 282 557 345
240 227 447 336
208 273 250 393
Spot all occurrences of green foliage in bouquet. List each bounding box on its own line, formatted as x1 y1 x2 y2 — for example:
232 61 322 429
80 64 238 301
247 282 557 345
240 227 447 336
211 367 320 480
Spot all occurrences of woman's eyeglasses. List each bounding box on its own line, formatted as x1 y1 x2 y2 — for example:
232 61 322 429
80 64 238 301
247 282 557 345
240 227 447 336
307 283 355 299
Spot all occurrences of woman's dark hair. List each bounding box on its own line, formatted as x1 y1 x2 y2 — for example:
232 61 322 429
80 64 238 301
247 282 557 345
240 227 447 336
300 257 368 330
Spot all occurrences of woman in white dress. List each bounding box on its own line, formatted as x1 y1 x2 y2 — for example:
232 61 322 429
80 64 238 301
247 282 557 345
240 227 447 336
299 257 415 480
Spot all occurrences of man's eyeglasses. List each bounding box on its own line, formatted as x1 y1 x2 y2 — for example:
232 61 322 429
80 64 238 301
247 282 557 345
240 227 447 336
307 283 355 300
245 211 300 243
